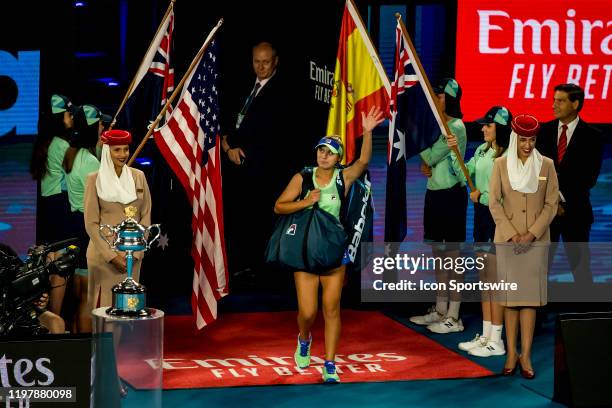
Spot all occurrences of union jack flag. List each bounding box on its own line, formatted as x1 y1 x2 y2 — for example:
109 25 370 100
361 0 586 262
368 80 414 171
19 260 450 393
147 9 174 120
116 5 175 132
153 40 228 329
389 25 417 118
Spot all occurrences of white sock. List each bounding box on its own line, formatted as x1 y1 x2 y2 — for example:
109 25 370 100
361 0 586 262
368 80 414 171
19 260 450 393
482 321 492 338
490 324 503 343
447 301 461 319
435 297 448 315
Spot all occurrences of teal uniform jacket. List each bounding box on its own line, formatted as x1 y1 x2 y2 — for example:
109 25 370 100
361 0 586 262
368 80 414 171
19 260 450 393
41 136 69 197
420 118 467 191
66 150 100 213
451 142 506 206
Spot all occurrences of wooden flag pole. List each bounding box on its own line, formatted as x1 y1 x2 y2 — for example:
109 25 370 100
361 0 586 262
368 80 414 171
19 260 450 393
110 0 175 129
127 18 224 166
395 13 475 191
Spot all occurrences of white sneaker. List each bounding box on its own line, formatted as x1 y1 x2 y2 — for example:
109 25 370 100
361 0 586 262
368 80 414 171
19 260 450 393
469 340 506 357
427 316 464 333
409 306 444 326
458 333 487 352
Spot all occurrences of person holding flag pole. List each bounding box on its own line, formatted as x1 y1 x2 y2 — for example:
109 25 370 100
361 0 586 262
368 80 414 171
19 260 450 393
412 76 468 334
388 15 475 334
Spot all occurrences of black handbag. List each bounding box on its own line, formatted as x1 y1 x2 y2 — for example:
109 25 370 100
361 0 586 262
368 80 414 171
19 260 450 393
265 204 348 273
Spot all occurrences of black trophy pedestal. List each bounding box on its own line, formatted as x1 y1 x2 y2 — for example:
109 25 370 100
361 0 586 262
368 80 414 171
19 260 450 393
106 278 151 317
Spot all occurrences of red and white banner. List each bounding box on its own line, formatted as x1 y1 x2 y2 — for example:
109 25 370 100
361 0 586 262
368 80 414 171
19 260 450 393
456 0 612 123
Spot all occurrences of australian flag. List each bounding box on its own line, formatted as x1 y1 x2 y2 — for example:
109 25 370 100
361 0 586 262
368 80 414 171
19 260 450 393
116 6 174 141
384 21 440 242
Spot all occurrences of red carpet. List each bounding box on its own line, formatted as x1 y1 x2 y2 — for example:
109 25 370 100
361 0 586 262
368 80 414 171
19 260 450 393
121 311 493 389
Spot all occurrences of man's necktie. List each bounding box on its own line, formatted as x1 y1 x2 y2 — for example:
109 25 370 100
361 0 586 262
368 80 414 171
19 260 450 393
558 124 568 162
241 82 261 115
235 82 261 129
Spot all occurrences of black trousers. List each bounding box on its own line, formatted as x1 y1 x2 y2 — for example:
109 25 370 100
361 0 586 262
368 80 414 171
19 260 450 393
222 157 284 277
549 215 592 284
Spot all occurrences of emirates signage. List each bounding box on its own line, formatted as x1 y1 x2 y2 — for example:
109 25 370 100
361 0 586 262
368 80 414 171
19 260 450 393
456 0 612 123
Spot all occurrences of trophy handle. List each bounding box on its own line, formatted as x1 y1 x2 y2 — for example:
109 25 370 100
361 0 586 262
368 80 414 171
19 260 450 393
145 224 162 250
99 224 117 248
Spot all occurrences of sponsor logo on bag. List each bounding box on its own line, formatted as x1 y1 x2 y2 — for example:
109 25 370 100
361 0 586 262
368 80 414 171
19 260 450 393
347 175 372 262
286 224 297 236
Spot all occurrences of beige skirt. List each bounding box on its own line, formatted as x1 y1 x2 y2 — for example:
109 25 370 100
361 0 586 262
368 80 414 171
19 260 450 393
493 242 549 307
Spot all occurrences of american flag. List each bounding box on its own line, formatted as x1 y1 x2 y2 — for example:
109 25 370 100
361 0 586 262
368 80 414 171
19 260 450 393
153 40 228 329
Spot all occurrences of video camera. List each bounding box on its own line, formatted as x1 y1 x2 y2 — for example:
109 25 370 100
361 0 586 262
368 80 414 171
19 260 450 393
0 238 79 336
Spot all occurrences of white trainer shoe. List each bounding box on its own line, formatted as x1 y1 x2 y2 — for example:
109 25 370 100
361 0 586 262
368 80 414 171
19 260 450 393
458 333 487 352
427 316 464 333
409 306 444 326
469 340 506 357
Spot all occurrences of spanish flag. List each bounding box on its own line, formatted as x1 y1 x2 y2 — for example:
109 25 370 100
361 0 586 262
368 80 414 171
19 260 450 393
327 0 391 164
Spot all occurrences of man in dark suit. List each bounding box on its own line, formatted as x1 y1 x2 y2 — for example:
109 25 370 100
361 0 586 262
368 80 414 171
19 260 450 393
536 83 603 285
221 42 294 288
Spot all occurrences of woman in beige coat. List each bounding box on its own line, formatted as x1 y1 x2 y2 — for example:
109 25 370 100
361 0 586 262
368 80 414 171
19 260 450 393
489 114 558 379
84 130 151 312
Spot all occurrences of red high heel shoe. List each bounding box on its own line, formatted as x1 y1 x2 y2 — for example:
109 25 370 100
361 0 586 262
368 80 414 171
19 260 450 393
518 356 535 380
502 356 519 376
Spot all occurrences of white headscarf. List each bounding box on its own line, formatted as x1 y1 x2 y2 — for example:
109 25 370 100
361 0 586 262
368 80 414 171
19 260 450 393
95 144 137 204
506 131 543 193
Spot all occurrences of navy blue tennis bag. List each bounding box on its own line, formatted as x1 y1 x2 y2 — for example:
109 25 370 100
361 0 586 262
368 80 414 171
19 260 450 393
265 167 373 273
342 169 374 271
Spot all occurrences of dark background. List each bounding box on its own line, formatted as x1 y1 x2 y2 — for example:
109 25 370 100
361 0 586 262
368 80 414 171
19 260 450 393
4 1 608 312
0 0 458 141
0 0 459 310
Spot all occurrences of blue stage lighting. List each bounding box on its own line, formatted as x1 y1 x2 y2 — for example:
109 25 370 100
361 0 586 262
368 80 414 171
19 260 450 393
74 1 86 7
95 77 120 87
135 157 153 166
74 52 107 58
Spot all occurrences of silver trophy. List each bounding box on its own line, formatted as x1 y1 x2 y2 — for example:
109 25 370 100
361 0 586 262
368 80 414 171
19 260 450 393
100 206 161 317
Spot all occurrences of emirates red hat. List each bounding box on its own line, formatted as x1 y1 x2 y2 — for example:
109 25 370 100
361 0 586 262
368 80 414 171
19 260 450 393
511 114 540 137
101 129 132 145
